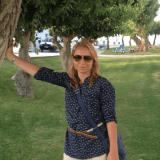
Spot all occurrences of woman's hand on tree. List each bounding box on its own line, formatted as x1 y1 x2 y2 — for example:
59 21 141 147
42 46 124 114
5 44 14 60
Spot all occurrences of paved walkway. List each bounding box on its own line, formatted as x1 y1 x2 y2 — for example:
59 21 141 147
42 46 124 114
25 52 60 58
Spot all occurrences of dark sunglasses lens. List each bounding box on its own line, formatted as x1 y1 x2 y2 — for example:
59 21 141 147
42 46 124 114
73 55 82 61
84 56 92 61
73 55 92 62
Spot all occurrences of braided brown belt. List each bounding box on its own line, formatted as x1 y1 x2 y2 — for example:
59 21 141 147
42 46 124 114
68 122 104 140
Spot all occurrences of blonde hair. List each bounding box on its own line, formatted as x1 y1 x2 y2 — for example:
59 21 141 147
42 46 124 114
68 41 100 89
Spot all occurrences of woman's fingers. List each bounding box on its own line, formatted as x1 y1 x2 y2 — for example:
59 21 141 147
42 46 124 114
5 44 14 58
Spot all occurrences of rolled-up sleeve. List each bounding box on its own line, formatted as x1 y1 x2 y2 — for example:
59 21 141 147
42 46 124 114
34 67 69 88
100 78 117 123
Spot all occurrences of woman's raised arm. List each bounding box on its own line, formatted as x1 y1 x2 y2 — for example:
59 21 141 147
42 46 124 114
5 45 40 76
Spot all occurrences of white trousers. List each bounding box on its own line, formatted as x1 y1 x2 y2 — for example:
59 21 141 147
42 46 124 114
63 153 106 160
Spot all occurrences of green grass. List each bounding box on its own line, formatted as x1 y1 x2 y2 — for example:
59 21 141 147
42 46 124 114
0 56 160 160
102 46 160 55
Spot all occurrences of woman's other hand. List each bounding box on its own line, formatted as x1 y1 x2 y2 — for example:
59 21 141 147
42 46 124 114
107 151 119 160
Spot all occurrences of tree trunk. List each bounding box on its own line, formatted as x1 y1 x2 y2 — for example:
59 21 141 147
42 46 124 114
122 35 124 45
139 35 148 52
129 37 132 46
59 37 72 72
0 0 22 69
148 38 151 46
144 35 148 52
52 30 76 72
82 36 92 42
131 35 141 46
153 34 157 45
12 31 35 98
107 36 109 50
131 35 141 51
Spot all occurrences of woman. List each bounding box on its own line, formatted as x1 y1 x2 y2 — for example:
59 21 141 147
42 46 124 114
5 41 120 160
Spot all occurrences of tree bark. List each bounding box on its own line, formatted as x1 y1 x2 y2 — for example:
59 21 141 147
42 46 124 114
144 35 148 52
107 36 109 50
12 31 36 98
153 34 157 45
82 36 92 42
129 37 132 46
122 35 124 45
131 35 141 51
60 37 72 72
0 0 22 69
52 30 76 72
130 35 141 46
139 35 148 52
148 38 151 46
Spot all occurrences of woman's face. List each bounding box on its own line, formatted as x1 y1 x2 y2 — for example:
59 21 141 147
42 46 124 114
72 47 93 77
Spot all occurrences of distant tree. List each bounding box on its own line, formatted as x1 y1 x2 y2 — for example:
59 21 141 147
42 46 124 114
135 0 159 52
119 0 160 52
122 35 125 45
0 0 22 69
107 36 109 50
149 21 160 45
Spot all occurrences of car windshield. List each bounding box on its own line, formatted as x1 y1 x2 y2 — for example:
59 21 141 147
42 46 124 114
42 38 52 42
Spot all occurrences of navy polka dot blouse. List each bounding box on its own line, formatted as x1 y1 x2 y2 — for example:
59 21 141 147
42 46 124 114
34 67 117 159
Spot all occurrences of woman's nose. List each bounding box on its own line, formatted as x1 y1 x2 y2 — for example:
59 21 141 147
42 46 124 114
79 58 86 63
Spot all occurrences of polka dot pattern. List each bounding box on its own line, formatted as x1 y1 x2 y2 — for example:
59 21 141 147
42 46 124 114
34 67 117 159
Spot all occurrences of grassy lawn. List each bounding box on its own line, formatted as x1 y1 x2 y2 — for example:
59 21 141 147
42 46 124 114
102 46 160 55
0 56 160 160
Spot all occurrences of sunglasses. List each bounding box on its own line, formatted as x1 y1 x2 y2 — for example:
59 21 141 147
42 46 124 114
72 55 93 62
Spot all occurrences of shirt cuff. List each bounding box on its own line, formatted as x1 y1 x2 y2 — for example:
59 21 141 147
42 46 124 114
104 117 117 124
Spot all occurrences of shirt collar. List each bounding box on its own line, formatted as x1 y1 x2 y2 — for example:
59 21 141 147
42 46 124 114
77 76 90 87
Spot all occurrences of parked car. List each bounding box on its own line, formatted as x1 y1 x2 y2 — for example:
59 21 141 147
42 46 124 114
39 37 57 52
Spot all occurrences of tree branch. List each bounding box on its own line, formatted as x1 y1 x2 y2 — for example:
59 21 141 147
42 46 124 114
52 28 62 50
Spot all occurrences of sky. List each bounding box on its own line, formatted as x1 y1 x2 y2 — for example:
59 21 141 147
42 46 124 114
154 0 160 21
